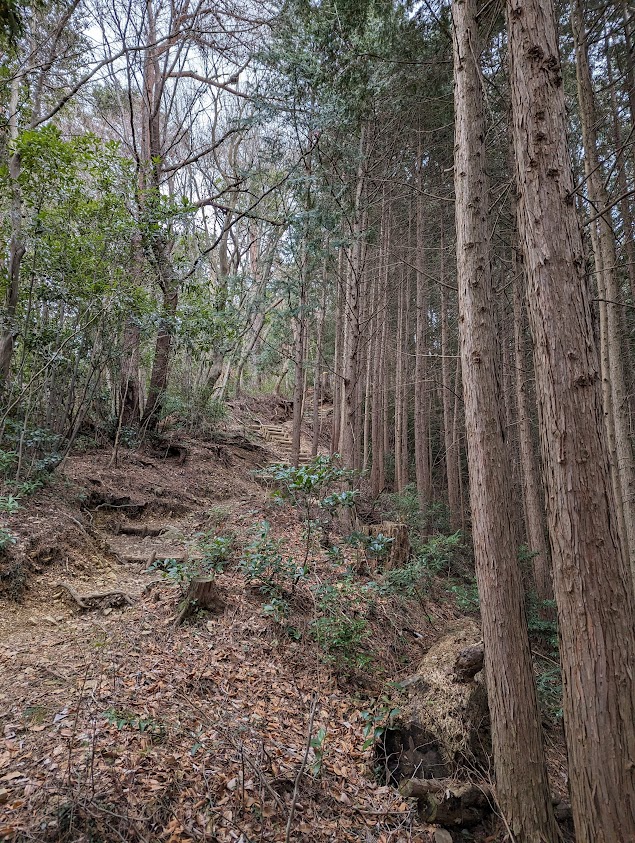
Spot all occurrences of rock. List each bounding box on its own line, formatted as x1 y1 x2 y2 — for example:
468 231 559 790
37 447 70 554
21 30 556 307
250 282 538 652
434 831 454 843
453 643 484 682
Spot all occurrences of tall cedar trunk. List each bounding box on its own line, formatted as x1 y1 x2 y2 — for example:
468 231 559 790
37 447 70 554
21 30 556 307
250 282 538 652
507 0 635 838
312 276 327 457
370 202 388 496
606 41 635 307
341 128 366 469
440 248 461 530
331 249 345 455
394 259 406 492
512 255 553 603
291 273 306 468
452 2 557 839
623 0 635 181
362 263 376 470
572 0 635 578
414 151 432 508
400 259 410 488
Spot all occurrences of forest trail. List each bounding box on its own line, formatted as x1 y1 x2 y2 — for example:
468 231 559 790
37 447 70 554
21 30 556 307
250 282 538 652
0 411 436 843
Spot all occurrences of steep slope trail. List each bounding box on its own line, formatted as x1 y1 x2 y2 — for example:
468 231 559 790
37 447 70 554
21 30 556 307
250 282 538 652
0 424 431 843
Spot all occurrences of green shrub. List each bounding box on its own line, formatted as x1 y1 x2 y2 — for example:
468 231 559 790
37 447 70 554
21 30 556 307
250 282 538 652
311 580 372 670
0 527 17 553
239 522 306 621
444 579 480 612
0 495 20 514
536 664 563 721
196 531 234 573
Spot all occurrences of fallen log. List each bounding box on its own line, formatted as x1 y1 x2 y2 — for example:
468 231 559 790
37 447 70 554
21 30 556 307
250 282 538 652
57 582 134 610
116 525 165 538
400 777 493 827
175 575 225 626
210 431 262 451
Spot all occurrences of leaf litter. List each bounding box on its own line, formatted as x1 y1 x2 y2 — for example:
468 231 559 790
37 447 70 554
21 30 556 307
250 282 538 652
0 433 439 843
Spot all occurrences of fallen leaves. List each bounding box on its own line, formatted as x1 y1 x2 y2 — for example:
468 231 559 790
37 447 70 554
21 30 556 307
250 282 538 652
0 445 437 843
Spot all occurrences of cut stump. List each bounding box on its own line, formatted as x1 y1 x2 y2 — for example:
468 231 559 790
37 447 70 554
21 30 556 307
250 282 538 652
175 576 225 626
361 521 410 570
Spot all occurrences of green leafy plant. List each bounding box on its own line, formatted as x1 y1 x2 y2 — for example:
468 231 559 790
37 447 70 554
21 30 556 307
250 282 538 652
0 495 20 514
240 521 300 592
311 580 372 670
445 579 480 612
0 450 17 475
310 727 327 776
0 527 17 552
147 557 192 590
239 522 306 621
196 531 234 573
259 455 358 564
360 696 401 751
103 707 166 736
536 664 563 721
13 479 44 497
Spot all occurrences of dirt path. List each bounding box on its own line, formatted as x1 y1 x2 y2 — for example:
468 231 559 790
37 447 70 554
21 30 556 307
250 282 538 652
0 435 427 843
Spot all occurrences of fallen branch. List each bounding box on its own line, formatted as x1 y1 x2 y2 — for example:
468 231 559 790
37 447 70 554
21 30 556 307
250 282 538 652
57 582 134 610
285 692 317 843
400 777 494 827
116 525 165 538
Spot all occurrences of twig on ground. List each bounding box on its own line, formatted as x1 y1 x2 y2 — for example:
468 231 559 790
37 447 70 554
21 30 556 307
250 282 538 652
285 691 318 843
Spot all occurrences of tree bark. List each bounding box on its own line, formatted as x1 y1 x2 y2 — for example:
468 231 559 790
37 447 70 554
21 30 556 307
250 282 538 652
512 258 553 604
414 153 432 509
572 0 635 579
508 0 635 837
452 2 557 840
0 78 26 386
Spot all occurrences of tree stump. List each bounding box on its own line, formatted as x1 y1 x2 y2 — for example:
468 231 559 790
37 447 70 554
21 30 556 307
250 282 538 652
175 576 225 626
377 620 490 784
361 521 410 571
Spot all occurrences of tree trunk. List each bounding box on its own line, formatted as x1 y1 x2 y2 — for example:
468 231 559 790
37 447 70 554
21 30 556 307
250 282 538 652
312 276 327 458
142 280 178 430
440 238 461 531
370 195 389 496
512 257 553 603
572 0 635 578
508 0 635 837
0 78 26 386
452 2 557 840
120 318 142 427
414 158 432 508
331 248 345 455
341 128 366 469
291 278 306 468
